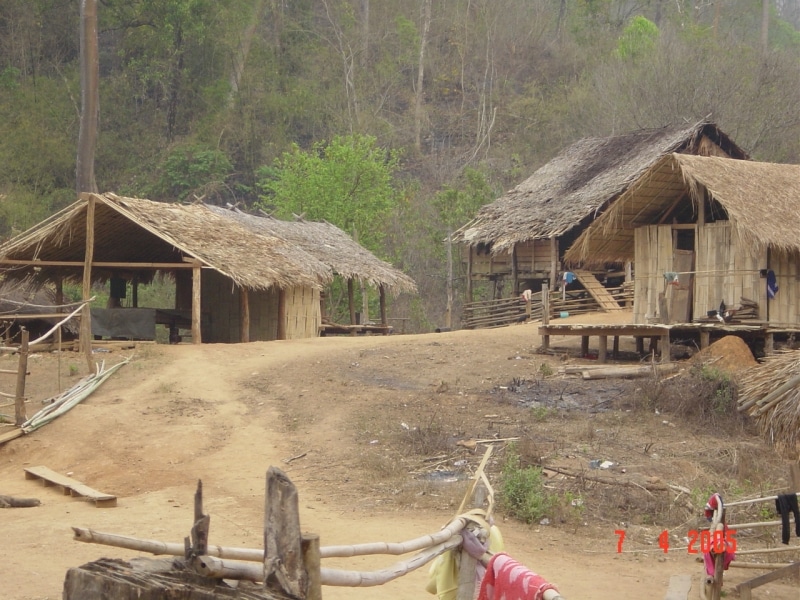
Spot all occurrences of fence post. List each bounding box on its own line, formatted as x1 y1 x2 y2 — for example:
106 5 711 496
541 283 550 351
15 328 29 426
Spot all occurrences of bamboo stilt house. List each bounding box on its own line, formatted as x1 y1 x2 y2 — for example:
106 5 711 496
452 121 747 301
564 155 800 329
0 193 332 347
206 206 417 330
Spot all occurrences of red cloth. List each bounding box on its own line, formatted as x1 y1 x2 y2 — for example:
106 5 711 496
477 553 559 600
704 493 723 520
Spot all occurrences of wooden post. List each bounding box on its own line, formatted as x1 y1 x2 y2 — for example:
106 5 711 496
635 336 644 355
57 327 62 393
598 335 607 363
456 482 486 600
658 292 669 324
191 263 202 344
264 466 307 599
445 230 453 329
131 275 139 308
14 329 29 426
277 289 286 341
301 534 322 600
466 247 473 304
700 330 710 349
661 333 671 363
347 279 356 326
765 331 774 355
80 193 95 371
541 282 550 350
240 286 250 343
549 236 558 290
379 285 387 330
581 336 589 358
511 244 518 297
612 336 620 359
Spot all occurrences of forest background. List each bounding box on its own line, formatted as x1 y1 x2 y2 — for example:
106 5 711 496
0 0 799 331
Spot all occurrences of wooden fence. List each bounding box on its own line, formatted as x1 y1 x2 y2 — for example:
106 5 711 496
462 285 633 330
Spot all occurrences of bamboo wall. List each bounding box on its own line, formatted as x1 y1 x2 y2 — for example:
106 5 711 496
632 222 800 327
633 225 676 323
467 239 555 278
766 248 800 326
694 222 765 321
283 286 321 339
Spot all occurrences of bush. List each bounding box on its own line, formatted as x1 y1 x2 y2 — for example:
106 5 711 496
499 444 555 524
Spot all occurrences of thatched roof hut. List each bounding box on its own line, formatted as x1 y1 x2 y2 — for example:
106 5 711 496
205 206 416 295
0 193 331 290
738 351 800 458
565 154 800 266
0 193 341 347
453 121 746 254
564 154 800 328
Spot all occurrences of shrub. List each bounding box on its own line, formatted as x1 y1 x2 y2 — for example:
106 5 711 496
499 444 555 524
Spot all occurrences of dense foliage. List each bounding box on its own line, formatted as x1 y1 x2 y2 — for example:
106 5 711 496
1 0 798 329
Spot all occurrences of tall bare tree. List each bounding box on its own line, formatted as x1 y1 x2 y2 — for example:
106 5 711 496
76 0 99 194
414 0 432 152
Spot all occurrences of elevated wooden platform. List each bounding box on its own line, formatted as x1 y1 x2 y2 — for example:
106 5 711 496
25 465 117 507
540 320 799 363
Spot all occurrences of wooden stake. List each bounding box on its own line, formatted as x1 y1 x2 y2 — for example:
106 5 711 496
264 466 306 598
14 329 29 426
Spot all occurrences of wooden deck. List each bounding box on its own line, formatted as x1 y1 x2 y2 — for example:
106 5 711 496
539 320 798 363
24 465 117 507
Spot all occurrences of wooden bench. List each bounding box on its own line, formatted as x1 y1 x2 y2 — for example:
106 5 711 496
24 465 117 507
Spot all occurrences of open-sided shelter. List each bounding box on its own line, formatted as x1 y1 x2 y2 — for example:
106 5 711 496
0 193 333 351
564 154 800 331
206 206 417 332
452 121 747 301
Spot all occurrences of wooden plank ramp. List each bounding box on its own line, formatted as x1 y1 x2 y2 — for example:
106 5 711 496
24 465 117 507
664 574 692 600
573 269 623 311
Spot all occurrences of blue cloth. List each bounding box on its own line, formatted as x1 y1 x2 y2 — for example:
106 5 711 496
562 271 575 285
767 270 779 299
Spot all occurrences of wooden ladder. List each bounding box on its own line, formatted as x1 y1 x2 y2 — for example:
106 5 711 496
573 269 623 311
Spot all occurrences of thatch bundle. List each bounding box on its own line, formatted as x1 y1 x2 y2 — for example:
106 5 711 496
738 351 800 458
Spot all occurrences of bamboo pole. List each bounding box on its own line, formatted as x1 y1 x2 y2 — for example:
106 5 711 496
14 329 29 425
277 289 286 340
730 562 796 569
80 193 96 371
73 515 474 562
725 492 799 508
734 545 800 556
240 286 250 343
191 262 202 344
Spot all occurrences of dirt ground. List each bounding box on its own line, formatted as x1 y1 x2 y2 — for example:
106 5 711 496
1 311 798 599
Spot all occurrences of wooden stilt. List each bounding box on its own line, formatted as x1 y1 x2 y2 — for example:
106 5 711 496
191 263 202 344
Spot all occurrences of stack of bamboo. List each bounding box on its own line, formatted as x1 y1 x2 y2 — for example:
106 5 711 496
737 351 800 454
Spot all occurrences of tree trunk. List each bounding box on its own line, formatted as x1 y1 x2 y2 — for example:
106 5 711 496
414 0 432 152
227 0 268 108
76 0 99 194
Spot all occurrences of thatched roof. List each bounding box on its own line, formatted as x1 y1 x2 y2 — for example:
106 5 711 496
738 351 800 458
0 193 332 291
453 121 747 254
564 154 800 266
206 206 417 295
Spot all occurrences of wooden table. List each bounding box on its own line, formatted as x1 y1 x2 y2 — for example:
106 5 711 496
538 323 671 363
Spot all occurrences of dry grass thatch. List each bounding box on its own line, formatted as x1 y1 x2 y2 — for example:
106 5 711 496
565 154 800 267
0 193 333 291
206 206 417 295
453 121 746 254
738 351 800 459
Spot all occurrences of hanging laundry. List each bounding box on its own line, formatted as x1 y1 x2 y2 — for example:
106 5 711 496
774 493 800 544
767 270 779 299
562 271 576 285
704 492 723 521
477 553 560 600
663 271 679 286
702 525 736 576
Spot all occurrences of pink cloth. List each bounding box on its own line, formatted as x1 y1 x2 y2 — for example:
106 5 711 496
477 553 559 600
703 525 736 577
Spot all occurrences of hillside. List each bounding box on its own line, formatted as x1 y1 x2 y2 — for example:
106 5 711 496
1 319 798 599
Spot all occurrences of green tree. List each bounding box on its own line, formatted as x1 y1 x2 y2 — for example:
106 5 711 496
256 134 402 253
615 16 659 60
